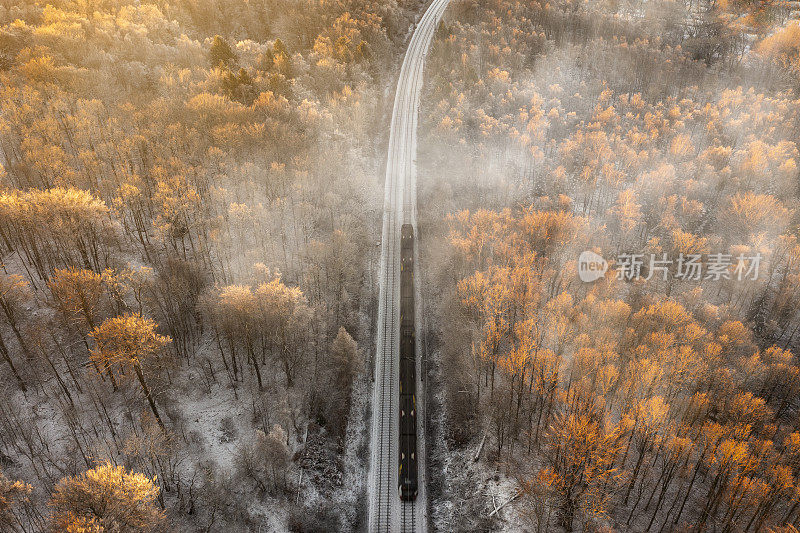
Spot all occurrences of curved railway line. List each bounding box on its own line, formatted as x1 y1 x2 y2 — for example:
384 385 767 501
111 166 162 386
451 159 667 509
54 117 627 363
367 0 450 530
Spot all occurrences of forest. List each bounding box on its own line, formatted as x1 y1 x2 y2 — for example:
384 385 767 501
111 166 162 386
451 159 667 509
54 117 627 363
0 0 425 530
419 0 800 530
3 0 800 530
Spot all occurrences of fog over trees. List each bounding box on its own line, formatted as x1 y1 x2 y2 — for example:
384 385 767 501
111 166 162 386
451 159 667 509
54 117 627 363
0 0 423 530
418 0 800 531
1 0 799 531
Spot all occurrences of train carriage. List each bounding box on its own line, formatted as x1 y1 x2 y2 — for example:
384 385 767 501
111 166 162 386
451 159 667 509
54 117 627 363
398 224 418 501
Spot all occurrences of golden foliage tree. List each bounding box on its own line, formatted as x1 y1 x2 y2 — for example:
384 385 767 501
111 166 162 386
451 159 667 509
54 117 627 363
0 469 31 532
89 314 171 430
49 462 164 533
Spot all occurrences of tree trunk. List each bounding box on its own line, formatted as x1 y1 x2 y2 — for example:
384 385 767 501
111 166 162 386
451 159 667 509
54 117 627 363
134 363 165 431
0 332 25 391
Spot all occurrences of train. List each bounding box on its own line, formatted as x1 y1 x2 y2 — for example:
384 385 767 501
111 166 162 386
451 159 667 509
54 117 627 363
398 223 418 501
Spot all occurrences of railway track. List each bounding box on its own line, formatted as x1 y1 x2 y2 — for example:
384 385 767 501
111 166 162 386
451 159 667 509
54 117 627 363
401 500 416 533
367 0 450 531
